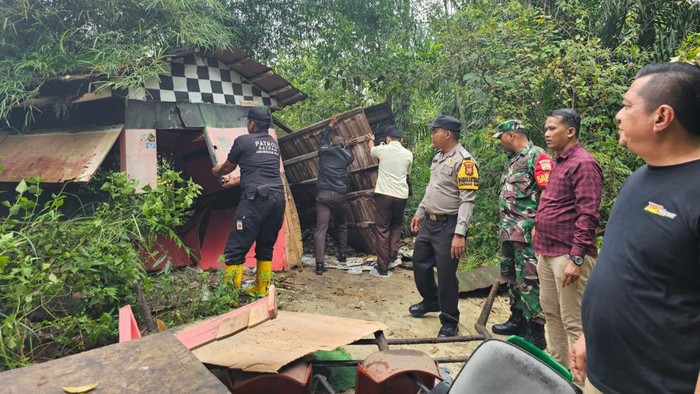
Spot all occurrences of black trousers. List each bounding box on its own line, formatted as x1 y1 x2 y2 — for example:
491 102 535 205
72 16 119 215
412 216 460 326
224 191 285 265
314 190 348 262
374 193 407 272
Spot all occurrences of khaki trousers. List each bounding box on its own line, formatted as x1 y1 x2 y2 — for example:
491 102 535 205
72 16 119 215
537 254 596 367
584 377 603 394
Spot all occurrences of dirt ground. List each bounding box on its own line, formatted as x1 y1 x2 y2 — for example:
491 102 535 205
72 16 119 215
275 258 513 376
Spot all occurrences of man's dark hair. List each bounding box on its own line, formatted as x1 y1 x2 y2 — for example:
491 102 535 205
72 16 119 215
547 108 581 138
636 62 700 136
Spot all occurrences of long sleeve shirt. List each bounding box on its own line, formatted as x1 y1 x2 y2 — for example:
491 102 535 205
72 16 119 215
534 144 603 258
317 125 354 194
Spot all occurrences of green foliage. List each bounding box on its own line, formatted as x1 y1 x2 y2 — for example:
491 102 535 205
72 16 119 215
0 170 201 370
0 0 235 125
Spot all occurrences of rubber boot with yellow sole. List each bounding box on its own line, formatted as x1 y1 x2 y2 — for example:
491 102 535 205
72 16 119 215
224 264 243 292
246 260 272 296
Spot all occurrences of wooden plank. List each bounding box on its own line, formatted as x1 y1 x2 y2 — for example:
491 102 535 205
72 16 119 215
175 286 278 350
118 305 142 342
282 173 303 269
457 265 503 294
0 332 229 394
119 128 157 191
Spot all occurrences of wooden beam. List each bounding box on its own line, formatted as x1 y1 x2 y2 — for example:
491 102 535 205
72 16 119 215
248 70 274 83
175 285 278 350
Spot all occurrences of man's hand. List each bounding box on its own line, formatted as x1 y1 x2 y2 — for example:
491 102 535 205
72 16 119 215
569 335 587 384
345 137 358 146
410 216 422 233
212 163 223 176
451 235 465 259
561 260 582 287
531 227 537 243
220 175 241 189
329 115 339 128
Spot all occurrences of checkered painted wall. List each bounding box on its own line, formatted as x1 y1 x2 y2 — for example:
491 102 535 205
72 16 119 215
128 54 277 107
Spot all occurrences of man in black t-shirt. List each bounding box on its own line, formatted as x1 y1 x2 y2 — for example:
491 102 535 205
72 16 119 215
571 63 700 393
212 107 285 296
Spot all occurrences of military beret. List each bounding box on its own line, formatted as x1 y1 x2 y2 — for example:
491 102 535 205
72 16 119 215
248 107 272 123
428 115 461 133
493 119 526 139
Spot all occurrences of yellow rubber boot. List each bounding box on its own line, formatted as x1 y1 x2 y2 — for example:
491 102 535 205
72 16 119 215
224 264 243 290
246 260 272 296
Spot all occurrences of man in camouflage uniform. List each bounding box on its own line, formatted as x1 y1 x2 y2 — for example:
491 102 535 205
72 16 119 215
491 119 552 350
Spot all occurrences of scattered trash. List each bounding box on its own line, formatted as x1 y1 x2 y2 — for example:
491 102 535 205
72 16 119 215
347 267 363 275
62 382 98 393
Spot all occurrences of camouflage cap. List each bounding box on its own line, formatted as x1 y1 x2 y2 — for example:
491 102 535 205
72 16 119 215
493 119 526 139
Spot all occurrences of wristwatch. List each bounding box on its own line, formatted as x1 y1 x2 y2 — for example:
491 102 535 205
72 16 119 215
571 256 584 266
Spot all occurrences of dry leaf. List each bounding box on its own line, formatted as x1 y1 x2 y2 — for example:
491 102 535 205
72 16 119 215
156 318 168 332
62 382 98 393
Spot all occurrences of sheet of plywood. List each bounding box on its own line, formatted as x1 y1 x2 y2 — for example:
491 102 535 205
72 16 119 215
192 311 387 373
0 126 122 183
0 332 229 394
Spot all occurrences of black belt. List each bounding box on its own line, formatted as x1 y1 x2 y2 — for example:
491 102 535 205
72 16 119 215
426 213 457 222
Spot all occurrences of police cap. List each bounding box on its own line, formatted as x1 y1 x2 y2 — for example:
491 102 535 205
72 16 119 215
248 107 272 123
428 115 461 133
493 119 525 139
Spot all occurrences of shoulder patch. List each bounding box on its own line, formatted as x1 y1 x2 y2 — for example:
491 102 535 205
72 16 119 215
457 159 479 190
534 153 553 189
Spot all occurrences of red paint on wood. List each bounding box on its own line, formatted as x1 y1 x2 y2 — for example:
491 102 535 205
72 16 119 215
175 286 277 350
118 305 142 343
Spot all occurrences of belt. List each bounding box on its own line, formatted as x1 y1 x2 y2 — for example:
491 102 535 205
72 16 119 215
426 212 456 222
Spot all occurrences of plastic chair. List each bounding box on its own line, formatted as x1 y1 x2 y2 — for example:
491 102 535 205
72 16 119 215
441 338 580 394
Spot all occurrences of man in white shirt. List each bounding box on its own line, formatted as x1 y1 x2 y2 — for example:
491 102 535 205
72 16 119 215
365 126 414 278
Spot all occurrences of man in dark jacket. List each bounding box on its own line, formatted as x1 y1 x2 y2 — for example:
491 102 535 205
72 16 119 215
314 115 356 275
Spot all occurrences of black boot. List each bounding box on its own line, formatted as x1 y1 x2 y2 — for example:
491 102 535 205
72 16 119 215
523 321 547 350
337 252 346 263
492 308 527 335
315 262 326 275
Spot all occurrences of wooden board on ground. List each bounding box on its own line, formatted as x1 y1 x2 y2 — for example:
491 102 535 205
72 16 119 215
176 286 278 350
0 332 229 394
192 311 387 373
457 264 503 294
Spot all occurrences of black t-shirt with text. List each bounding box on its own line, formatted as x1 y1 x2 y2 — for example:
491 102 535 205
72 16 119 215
227 130 283 195
582 159 700 394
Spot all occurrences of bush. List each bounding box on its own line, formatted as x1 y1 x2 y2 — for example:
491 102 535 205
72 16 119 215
0 170 201 370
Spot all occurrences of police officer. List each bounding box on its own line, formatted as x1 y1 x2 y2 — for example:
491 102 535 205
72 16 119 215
212 107 285 296
409 115 478 337
491 119 552 349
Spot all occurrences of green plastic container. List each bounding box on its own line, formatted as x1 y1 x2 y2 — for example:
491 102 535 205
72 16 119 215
506 335 573 382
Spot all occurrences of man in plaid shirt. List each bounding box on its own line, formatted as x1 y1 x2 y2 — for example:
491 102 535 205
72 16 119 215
533 108 603 374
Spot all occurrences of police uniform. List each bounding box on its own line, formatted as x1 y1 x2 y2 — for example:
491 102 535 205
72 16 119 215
222 108 285 295
412 124 478 333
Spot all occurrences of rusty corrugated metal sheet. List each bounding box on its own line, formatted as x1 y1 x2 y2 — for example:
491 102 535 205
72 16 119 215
0 125 122 183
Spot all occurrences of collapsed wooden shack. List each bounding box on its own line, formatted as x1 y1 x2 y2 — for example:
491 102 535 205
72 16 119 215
279 103 396 252
0 46 304 271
